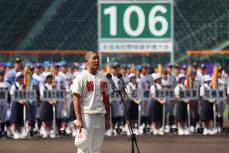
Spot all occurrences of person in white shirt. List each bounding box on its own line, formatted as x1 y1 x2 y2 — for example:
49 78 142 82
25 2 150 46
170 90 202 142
150 73 165 135
138 64 153 131
110 62 124 135
51 64 66 133
72 51 111 153
0 71 10 136
39 73 57 138
174 73 190 135
10 72 25 139
200 75 216 135
125 73 141 135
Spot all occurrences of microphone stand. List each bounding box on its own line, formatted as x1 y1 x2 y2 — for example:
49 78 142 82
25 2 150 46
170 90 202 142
112 87 140 153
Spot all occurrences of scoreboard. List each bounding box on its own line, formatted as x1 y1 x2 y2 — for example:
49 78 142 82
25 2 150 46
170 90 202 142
98 0 174 54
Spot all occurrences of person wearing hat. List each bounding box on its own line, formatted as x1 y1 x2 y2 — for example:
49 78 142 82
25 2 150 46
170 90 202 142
39 73 57 138
172 64 180 82
50 64 67 134
138 63 153 132
0 62 6 72
0 71 10 137
31 63 43 134
5 58 22 85
150 73 165 135
109 61 124 136
120 64 129 84
125 73 141 135
200 75 217 135
164 65 177 132
216 66 226 133
10 72 26 139
196 64 206 86
180 65 187 75
41 61 51 81
174 73 190 135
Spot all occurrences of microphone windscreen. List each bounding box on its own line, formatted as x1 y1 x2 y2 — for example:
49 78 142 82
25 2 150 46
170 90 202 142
117 73 123 79
106 73 112 79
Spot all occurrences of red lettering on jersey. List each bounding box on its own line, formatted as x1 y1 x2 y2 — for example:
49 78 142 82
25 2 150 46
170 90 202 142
100 81 107 91
86 81 94 91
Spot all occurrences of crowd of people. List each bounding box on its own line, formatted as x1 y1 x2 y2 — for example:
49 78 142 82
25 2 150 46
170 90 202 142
0 57 229 139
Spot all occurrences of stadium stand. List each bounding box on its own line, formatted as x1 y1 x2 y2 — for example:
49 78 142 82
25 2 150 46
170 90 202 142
0 0 229 63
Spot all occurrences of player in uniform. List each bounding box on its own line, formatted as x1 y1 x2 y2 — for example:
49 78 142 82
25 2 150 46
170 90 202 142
150 73 165 135
200 75 216 135
110 62 125 135
164 64 177 133
174 73 190 135
125 73 141 135
10 72 26 139
138 64 153 133
50 64 66 134
72 51 111 153
0 71 10 137
216 66 226 133
39 73 57 138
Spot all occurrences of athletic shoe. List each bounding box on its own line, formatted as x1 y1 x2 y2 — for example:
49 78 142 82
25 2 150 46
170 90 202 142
50 130 56 138
190 126 195 133
133 128 139 135
178 129 184 136
159 128 165 135
20 128 27 139
203 128 209 135
138 125 144 135
106 129 112 136
209 128 217 135
153 129 159 135
184 129 190 135
40 128 48 138
66 127 72 135
13 132 20 140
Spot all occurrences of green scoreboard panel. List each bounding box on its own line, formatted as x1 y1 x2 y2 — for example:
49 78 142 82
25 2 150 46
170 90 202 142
98 0 174 53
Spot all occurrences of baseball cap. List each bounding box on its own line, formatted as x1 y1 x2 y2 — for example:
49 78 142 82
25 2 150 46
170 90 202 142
15 57 22 63
204 75 212 82
178 73 186 80
129 73 137 79
111 61 120 68
200 64 205 69
15 72 23 79
152 73 162 81
43 61 51 67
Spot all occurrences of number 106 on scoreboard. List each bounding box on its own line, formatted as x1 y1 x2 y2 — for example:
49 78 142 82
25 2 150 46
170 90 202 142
99 1 172 39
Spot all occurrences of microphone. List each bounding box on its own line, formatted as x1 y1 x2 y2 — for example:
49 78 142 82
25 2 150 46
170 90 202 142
117 73 126 91
106 73 117 92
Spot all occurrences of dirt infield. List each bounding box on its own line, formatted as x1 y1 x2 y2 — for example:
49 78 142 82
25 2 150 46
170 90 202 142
0 135 229 153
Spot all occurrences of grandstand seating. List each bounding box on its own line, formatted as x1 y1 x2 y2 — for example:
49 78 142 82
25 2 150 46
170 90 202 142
0 0 229 62
0 0 52 49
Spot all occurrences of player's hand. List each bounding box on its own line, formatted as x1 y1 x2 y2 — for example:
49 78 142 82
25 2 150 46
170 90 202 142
105 118 110 130
52 99 56 104
209 99 216 103
49 101 53 105
19 100 26 105
74 119 84 133
160 99 166 104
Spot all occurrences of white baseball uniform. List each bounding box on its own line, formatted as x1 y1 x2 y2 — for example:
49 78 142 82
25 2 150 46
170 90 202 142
72 70 111 153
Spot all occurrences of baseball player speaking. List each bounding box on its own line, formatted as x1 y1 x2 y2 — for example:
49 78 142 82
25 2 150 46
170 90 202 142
72 51 111 153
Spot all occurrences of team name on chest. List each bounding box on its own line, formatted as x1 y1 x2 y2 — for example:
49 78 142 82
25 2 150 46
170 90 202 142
86 80 107 92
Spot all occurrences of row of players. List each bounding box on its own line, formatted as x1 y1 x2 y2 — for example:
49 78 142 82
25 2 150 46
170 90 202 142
0 59 229 139
0 72 228 139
